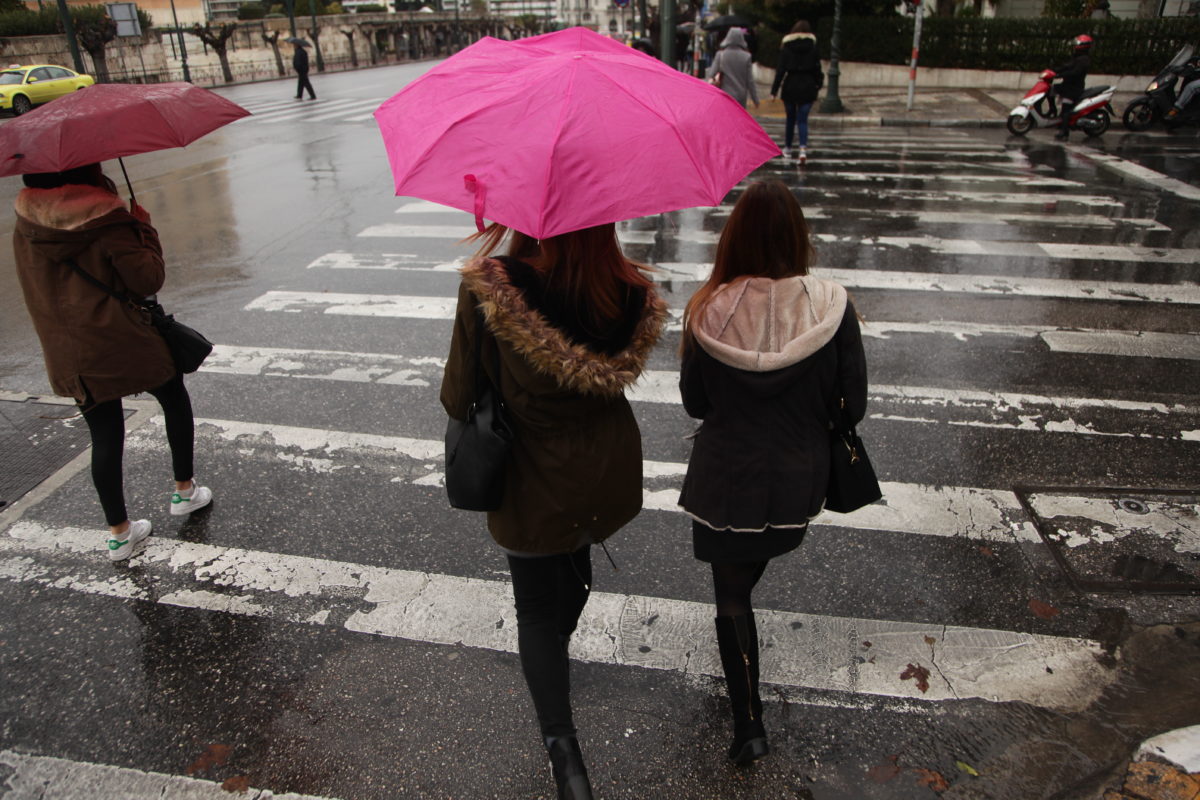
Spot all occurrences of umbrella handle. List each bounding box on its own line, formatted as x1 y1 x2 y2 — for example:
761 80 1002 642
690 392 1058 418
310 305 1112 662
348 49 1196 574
463 174 485 233
118 156 137 207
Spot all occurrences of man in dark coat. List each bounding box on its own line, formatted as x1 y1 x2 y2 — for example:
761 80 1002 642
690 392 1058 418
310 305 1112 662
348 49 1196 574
293 41 316 100
1052 34 1091 140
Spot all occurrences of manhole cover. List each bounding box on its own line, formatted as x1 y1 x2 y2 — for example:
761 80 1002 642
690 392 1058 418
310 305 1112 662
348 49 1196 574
0 398 93 510
1015 486 1200 594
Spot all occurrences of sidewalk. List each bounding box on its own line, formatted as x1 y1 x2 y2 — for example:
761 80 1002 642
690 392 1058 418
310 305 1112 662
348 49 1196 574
753 85 1144 128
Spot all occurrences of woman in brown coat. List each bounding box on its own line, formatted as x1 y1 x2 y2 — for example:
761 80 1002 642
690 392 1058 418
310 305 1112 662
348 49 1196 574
13 164 212 562
441 223 666 800
679 180 867 766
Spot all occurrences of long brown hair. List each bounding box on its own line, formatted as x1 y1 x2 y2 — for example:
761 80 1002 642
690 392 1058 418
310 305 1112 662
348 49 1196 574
682 180 815 349
470 222 652 331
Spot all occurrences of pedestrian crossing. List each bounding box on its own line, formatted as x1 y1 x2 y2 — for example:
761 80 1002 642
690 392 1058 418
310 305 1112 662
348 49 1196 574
2 126 1198 797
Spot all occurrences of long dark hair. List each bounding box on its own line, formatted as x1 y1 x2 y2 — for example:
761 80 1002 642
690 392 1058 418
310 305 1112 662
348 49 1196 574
682 180 815 349
22 163 118 194
471 222 652 331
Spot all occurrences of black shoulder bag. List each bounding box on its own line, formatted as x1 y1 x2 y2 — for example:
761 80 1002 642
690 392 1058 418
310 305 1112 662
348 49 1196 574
825 397 882 514
444 300 514 511
66 260 213 374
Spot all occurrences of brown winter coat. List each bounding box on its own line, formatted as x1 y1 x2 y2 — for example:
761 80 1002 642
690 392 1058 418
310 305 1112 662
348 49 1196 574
440 256 668 555
13 184 174 405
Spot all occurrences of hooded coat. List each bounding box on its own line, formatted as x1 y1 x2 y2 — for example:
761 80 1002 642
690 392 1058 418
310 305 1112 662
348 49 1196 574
13 184 174 405
707 28 759 108
771 32 823 106
679 275 867 532
440 256 668 555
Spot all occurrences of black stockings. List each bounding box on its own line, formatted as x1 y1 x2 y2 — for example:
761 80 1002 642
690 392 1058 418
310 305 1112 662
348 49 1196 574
506 547 593 739
711 560 769 617
80 373 194 526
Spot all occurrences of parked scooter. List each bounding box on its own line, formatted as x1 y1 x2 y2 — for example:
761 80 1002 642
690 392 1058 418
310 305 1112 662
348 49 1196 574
1006 70 1115 137
1122 44 1200 131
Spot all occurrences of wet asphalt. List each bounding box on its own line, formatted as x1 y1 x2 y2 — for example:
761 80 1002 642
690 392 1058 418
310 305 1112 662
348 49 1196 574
0 62 1198 799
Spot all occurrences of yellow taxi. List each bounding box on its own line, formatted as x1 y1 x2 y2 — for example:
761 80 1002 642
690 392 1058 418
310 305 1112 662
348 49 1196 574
0 64 95 116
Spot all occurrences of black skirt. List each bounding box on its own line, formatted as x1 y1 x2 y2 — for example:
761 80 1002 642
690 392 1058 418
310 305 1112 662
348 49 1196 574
692 520 808 564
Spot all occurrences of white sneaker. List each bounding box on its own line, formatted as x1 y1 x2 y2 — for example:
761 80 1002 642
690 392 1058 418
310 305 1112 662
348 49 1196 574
170 481 213 516
798 147 808 165
107 519 152 562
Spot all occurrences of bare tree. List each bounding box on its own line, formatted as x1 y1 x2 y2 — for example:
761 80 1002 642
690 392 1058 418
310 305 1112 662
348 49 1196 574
75 14 117 83
262 28 286 76
191 22 238 84
306 25 326 72
341 28 359 69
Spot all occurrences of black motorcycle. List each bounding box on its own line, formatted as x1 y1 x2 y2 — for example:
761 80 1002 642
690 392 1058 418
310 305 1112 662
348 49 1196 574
1122 44 1200 131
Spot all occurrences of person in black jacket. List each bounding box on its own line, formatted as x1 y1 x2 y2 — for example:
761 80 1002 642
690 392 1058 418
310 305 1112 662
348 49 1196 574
678 180 867 767
770 21 823 163
293 41 316 100
1052 35 1092 140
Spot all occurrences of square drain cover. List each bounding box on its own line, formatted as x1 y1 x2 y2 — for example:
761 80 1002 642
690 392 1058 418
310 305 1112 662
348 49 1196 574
1015 486 1200 594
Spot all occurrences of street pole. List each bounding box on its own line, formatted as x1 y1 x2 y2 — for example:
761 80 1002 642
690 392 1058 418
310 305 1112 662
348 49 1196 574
166 0 190 82
659 0 675 68
54 0 85 74
905 0 923 111
818 0 845 113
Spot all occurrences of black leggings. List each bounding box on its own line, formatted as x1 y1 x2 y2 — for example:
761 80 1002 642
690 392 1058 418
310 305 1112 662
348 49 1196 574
711 560 769 617
506 547 593 739
80 373 195 526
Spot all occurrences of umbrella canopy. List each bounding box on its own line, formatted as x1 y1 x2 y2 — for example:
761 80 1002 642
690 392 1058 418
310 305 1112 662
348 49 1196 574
285 36 312 47
702 14 755 30
374 27 779 240
0 82 250 178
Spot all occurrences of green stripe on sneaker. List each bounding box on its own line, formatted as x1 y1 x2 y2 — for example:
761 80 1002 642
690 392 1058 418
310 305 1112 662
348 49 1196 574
107 538 127 550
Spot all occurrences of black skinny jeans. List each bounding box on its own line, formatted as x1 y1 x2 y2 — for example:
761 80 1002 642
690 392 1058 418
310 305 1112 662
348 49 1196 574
506 547 593 739
80 373 195 526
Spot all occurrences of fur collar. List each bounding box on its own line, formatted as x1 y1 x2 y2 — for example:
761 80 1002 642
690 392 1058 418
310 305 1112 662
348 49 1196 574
14 185 127 231
782 33 817 45
460 256 667 397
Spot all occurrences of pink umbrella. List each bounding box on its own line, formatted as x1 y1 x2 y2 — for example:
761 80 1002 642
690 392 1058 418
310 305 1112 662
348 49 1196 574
374 27 780 240
0 82 250 200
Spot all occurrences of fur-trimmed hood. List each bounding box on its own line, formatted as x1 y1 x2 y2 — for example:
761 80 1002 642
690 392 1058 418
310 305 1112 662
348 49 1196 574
14 185 135 263
693 274 847 372
460 256 667 397
781 32 817 45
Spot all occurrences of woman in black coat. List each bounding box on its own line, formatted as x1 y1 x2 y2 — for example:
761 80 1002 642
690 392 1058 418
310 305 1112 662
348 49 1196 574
678 180 867 766
770 21 823 163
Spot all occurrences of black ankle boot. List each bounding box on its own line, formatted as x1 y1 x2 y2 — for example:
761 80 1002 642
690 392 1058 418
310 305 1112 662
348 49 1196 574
715 614 769 766
545 735 594 800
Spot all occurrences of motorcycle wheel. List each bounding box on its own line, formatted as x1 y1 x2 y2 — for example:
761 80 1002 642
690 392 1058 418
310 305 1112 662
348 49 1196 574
1006 114 1034 136
1122 100 1155 132
1082 109 1110 137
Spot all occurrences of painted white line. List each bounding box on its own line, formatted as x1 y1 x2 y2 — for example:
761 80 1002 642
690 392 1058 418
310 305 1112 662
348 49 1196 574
1023 492 1200 553
759 169 1086 187
305 251 464 271
1069 147 1200 201
729 209 1165 230
0 519 1113 711
1041 329 1200 360
202 344 1200 438
244 291 458 317
0 749 341 800
831 236 1200 265
237 97 365 122
814 189 1124 210
127 417 1155 545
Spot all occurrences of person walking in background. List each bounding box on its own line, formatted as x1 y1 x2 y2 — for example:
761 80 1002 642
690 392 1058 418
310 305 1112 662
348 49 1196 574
677 180 867 766
707 28 759 110
293 39 316 100
12 163 212 562
440 223 666 800
1052 34 1091 140
771 21 824 164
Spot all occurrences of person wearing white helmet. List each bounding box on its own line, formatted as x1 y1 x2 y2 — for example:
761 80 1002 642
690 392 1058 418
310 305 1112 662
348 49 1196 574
1053 34 1093 141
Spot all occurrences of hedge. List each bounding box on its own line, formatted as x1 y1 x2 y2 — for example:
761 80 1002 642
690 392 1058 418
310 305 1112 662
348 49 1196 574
804 16 1200 75
0 4 153 37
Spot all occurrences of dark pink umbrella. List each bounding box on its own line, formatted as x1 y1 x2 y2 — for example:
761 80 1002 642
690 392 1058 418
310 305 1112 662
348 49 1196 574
0 82 250 200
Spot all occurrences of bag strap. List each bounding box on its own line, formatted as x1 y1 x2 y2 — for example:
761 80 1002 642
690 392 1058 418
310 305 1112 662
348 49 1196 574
469 296 502 404
64 259 129 304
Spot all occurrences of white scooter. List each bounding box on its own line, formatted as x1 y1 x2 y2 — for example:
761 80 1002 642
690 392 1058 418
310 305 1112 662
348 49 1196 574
1006 69 1115 137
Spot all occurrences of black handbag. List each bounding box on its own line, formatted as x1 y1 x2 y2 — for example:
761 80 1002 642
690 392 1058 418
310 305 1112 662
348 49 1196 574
825 399 882 513
444 301 514 511
66 260 212 374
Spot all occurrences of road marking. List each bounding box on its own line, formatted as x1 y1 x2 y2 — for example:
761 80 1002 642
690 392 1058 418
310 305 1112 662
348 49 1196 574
759 169 1086 187
813 189 1124 210
0 519 1113 711
234 97 366 122
202 344 1200 438
127 416 1192 545
830 236 1200 265
1068 147 1200 201
0 749 340 800
713 208 1167 230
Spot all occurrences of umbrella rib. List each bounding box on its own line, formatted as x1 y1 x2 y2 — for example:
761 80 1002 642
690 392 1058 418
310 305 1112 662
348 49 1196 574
539 59 583 238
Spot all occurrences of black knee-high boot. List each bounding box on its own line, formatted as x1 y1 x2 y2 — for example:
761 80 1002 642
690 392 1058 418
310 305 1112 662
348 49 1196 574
545 735 594 800
715 613 769 766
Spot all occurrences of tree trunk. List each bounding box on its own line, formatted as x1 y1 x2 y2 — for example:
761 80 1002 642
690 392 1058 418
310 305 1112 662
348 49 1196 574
86 48 110 82
217 49 234 83
342 31 359 68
